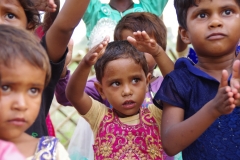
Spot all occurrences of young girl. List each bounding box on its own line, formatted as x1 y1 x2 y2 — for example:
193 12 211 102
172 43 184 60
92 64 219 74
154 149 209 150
0 25 70 159
66 27 170 159
84 0 169 49
0 0 90 137
154 0 240 159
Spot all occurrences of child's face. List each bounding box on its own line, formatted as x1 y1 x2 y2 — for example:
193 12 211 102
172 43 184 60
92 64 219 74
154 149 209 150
97 58 150 117
0 60 46 140
181 0 240 57
121 29 157 73
0 0 28 29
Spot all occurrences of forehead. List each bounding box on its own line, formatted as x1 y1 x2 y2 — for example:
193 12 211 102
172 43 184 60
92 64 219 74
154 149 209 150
0 60 45 85
102 58 145 79
192 0 238 8
0 0 23 8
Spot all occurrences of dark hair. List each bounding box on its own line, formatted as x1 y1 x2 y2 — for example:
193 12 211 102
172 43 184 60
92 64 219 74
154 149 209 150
0 25 51 86
174 0 240 30
94 40 148 83
19 0 40 30
114 12 167 51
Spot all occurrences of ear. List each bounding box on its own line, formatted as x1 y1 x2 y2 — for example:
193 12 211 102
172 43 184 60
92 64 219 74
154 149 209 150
146 73 151 92
94 81 106 100
179 26 191 44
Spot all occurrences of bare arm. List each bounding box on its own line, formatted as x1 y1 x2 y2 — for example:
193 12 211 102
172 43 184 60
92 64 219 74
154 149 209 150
46 0 90 62
66 38 109 114
161 70 235 155
127 31 174 76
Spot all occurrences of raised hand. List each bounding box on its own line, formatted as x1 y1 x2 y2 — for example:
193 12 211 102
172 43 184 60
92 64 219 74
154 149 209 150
230 60 240 106
34 0 57 12
83 36 109 66
127 31 165 57
211 70 235 116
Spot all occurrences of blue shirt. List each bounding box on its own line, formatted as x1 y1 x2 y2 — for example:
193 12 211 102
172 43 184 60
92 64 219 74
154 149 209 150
153 58 240 160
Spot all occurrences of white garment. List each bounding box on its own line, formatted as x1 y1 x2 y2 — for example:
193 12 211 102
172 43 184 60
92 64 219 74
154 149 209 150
67 116 94 160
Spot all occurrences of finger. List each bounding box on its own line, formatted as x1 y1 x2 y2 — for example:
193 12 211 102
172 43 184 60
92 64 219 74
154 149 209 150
127 36 137 46
220 70 229 88
142 31 151 41
134 31 143 41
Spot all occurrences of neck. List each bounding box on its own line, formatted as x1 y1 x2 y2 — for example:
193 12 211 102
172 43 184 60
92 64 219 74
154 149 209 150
195 53 235 81
109 0 134 12
10 133 38 158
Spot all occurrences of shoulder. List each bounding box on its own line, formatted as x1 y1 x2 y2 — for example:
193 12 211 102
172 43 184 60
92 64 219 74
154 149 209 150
0 140 25 160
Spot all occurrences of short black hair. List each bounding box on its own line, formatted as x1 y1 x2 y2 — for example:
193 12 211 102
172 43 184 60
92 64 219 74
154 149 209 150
94 40 148 83
174 0 240 30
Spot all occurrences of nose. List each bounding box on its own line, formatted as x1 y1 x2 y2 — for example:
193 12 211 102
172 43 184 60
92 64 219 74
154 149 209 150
12 93 27 111
121 84 132 97
208 15 223 29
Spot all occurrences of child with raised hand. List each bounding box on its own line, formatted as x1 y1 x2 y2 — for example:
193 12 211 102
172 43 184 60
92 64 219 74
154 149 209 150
0 0 90 137
66 37 166 159
153 0 240 159
0 25 70 159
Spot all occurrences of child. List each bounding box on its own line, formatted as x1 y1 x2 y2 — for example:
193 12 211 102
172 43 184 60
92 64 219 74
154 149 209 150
0 0 90 137
66 34 170 159
153 0 240 159
84 0 169 49
56 12 173 107
0 25 70 159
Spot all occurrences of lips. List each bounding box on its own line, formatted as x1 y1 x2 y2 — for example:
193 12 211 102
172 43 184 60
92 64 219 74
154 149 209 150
8 118 26 126
207 33 226 40
122 100 136 109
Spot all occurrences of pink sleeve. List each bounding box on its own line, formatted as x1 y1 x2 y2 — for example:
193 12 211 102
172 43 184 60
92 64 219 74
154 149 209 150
0 140 25 160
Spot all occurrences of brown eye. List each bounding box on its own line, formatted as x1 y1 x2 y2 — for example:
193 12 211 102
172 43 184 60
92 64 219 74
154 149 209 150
223 9 232 16
198 13 206 18
6 13 15 19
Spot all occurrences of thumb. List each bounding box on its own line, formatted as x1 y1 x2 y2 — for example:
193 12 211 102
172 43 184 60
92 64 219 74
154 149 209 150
219 70 228 88
232 60 240 79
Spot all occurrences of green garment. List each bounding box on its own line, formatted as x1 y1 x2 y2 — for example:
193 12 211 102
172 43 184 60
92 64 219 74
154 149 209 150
83 0 168 39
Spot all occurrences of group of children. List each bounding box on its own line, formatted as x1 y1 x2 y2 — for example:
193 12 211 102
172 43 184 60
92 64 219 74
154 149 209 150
1 0 240 159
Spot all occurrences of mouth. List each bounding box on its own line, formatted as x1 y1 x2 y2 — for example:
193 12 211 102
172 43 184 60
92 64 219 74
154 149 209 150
122 100 136 109
8 118 27 126
207 33 226 40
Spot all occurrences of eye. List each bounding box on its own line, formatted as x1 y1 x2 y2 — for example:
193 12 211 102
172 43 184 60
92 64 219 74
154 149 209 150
1 85 10 93
223 9 232 16
132 78 140 84
197 13 207 19
28 88 40 96
5 13 16 19
111 82 120 87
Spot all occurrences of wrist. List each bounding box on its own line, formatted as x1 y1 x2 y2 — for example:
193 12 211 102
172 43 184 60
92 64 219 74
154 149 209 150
153 45 164 58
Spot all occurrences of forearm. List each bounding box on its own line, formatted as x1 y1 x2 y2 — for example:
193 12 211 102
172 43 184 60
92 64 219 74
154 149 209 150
46 0 90 62
162 100 220 156
154 48 174 77
66 61 92 114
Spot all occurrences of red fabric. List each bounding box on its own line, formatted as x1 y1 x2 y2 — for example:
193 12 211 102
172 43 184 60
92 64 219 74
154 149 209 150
46 114 56 136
